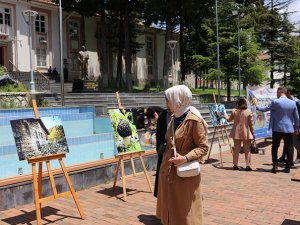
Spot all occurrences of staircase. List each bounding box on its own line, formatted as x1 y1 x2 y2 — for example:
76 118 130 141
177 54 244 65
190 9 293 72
45 83 234 141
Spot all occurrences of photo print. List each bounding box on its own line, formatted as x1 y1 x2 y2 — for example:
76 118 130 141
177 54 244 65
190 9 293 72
10 116 69 160
108 108 141 153
208 104 229 126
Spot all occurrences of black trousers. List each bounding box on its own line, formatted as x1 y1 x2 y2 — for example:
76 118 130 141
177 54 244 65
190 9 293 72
272 131 294 168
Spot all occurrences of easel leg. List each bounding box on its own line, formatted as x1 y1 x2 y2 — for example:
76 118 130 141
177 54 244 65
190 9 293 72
121 159 127 201
140 156 153 193
32 163 42 225
217 129 224 167
221 128 226 144
38 162 43 209
224 127 232 153
46 161 58 198
130 157 136 176
58 159 85 219
113 157 121 188
207 127 216 160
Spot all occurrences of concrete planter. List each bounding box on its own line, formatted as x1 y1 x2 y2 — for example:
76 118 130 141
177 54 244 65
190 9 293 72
0 92 30 108
0 92 47 108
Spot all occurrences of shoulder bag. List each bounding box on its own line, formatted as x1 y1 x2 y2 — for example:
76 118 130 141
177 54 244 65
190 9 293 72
172 120 200 178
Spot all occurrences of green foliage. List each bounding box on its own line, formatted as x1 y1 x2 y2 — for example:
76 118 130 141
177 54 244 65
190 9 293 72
0 65 7 76
207 68 225 81
191 88 246 97
0 83 28 93
48 126 65 141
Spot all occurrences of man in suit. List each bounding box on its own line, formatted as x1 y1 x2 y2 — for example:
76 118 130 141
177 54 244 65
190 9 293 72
256 87 299 173
278 88 300 163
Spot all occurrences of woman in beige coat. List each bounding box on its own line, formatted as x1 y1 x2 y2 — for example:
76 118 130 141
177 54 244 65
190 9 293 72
227 97 255 171
156 85 209 225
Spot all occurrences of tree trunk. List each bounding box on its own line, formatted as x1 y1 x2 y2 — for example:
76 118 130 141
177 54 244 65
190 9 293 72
124 0 132 92
227 74 231 101
163 15 171 89
195 69 198 89
180 10 185 83
116 11 124 89
99 0 109 88
270 54 274 88
270 0 274 88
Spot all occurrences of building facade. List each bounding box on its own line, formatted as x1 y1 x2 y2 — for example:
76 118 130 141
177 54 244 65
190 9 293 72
0 0 180 87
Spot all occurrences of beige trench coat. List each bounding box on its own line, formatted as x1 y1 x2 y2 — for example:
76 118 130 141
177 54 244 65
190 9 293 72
227 108 254 140
156 112 209 225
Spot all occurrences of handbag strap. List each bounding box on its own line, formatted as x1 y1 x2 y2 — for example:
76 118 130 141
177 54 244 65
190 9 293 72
171 118 177 157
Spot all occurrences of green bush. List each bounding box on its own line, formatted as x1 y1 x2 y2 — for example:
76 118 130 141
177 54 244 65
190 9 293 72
0 83 29 93
0 65 7 76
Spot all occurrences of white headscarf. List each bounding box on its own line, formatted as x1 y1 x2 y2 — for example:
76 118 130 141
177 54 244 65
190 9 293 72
164 85 208 132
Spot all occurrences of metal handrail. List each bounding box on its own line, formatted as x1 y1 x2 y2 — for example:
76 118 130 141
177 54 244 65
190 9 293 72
8 71 50 92
34 70 50 92
8 60 19 72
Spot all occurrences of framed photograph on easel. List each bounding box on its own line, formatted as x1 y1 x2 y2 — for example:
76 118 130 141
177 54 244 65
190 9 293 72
207 103 232 166
10 116 69 161
208 103 229 126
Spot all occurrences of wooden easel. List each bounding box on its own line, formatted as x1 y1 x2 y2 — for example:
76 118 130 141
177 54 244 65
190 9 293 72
206 93 232 167
29 95 85 225
113 151 153 201
207 125 232 167
113 92 153 201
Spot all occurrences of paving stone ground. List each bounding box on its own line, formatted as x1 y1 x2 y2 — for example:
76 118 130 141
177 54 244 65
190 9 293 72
1 140 300 225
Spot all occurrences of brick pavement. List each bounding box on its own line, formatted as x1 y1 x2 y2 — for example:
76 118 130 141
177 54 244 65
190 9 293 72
1 141 300 225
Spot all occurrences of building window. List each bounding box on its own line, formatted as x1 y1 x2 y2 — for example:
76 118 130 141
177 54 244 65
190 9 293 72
0 7 11 36
4 8 10 26
148 59 153 75
35 13 48 68
146 36 153 56
35 15 46 33
0 8 10 26
68 20 80 70
36 49 47 67
69 21 79 39
146 35 154 76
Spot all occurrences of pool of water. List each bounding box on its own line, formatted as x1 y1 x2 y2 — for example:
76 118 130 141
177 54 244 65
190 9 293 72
0 106 154 180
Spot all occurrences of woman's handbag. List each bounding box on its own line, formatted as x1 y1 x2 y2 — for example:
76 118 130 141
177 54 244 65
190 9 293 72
250 139 259 154
172 120 200 178
176 160 201 177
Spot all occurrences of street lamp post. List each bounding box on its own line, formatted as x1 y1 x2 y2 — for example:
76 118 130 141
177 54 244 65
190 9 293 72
167 40 177 87
232 7 241 97
215 0 221 103
59 0 64 106
22 10 38 94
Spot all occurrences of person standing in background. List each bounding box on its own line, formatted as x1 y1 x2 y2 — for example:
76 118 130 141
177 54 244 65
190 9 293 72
226 97 255 171
278 88 300 164
256 87 299 173
145 106 164 130
153 108 171 198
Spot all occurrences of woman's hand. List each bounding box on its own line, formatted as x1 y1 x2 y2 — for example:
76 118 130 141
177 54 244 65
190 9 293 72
169 153 188 166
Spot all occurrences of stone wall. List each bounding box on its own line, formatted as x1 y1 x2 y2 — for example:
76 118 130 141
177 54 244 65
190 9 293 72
0 93 30 108
0 93 48 108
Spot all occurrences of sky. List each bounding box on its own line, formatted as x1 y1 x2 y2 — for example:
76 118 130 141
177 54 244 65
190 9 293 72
41 116 63 130
288 0 300 26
